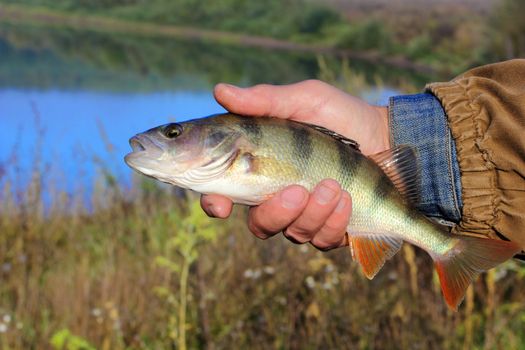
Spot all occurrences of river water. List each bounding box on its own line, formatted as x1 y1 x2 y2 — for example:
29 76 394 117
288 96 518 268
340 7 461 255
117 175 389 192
0 22 428 195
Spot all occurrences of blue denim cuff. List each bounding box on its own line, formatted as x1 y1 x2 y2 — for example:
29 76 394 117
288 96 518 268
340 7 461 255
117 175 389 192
388 93 462 224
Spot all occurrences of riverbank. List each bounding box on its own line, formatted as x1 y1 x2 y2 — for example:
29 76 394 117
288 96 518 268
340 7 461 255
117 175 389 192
0 4 437 75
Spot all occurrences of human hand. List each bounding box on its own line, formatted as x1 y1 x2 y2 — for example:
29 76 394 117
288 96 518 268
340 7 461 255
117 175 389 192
201 80 389 250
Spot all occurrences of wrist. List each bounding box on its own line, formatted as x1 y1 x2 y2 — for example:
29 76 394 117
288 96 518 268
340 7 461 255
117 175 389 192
373 105 391 152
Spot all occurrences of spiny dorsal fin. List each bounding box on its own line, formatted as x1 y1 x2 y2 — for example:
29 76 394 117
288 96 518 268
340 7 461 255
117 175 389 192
348 233 403 279
306 124 360 151
369 145 420 204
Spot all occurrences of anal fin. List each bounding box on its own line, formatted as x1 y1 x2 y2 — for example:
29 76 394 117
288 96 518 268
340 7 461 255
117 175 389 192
349 233 403 279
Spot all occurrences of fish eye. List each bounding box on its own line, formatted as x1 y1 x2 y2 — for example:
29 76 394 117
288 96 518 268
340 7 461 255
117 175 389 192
163 123 183 139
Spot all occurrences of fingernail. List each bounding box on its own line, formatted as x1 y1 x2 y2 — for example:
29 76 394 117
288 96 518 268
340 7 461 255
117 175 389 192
335 196 347 213
280 187 306 209
314 183 337 205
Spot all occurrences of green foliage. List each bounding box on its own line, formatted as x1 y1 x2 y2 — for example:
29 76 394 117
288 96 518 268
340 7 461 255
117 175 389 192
168 199 220 262
485 0 525 60
50 329 96 350
0 22 325 90
153 199 221 350
1 0 346 41
335 19 393 53
2 0 525 75
406 34 433 61
295 6 339 35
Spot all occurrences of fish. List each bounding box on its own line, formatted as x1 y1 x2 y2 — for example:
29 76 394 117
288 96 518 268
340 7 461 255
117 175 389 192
124 113 521 310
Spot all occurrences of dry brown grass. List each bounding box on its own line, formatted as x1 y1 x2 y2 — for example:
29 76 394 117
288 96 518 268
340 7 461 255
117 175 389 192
1 145 525 349
1 60 524 350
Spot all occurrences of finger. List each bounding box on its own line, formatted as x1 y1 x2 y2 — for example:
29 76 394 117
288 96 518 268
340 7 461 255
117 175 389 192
310 191 352 251
283 179 342 244
214 83 292 118
214 81 332 119
200 194 233 218
247 185 308 240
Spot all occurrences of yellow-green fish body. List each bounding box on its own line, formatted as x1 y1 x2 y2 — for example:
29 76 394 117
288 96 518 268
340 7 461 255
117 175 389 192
125 113 520 310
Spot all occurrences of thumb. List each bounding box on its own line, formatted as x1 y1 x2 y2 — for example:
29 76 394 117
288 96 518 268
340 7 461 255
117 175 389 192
213 83 300 118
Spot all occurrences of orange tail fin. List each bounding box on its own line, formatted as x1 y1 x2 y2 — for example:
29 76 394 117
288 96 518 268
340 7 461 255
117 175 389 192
433 236 521 311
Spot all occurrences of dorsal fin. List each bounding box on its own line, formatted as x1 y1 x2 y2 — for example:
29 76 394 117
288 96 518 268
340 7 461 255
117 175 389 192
306 124 360 151
348 232 403 279
369 145 420 204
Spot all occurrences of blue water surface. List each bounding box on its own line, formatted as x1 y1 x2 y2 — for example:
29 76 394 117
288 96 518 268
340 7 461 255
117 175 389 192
0 88 225 191
1 87 398 191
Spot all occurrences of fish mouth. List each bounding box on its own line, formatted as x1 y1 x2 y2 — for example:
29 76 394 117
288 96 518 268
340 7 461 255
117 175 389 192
130 134 161 152
124 134 164 168
130 137 146 152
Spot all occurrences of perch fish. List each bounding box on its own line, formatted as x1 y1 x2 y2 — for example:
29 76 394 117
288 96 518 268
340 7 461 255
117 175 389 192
124 113 520 310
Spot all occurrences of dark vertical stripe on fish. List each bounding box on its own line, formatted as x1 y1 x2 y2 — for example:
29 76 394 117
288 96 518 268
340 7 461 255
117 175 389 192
405 206 421 223
291 125 313 160
238 117 262 145
373 173 394 201
336 139 362 182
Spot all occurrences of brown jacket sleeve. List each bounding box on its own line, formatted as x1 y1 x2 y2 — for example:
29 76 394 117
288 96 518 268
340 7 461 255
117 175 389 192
427 59 525 249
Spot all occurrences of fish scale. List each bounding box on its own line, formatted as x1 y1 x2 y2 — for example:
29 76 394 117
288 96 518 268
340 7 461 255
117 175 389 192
125 113 521 310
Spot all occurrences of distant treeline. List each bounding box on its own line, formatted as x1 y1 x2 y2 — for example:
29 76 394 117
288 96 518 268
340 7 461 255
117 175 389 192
1 0 341 41
0 22 433 92
0 22 321 90
1 0 524 73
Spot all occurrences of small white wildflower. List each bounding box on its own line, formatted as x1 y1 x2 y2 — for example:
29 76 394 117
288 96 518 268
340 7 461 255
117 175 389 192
2 314 11 324
299 245 309 253
305 276 316 289
325 264 334 273
0 323 7 333
91 308 102 317
252 269 262 280
263 266 275 275
388 271 398 280
243 269 254 279
331 274 340 285
494 267 508 282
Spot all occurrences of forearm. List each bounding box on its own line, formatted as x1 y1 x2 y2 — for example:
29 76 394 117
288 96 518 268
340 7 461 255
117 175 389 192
427 59 525 248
